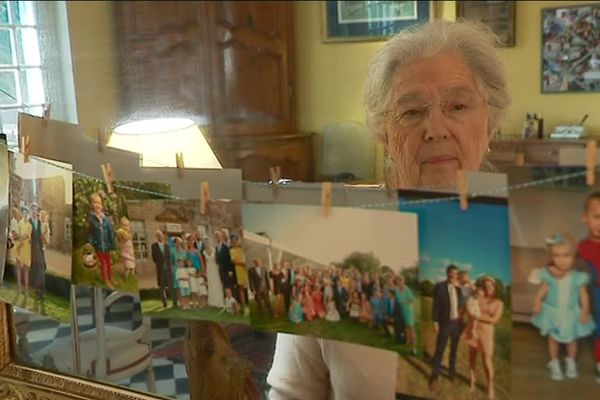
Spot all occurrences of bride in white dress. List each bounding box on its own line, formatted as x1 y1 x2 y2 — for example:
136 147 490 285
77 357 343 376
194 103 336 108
203 238 224 308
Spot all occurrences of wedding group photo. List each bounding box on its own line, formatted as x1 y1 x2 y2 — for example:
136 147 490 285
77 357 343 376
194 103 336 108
0 153 73 322
242 203 420 353
132 199 249 324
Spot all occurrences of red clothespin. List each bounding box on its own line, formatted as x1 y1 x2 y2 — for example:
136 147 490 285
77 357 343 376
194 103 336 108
270 166 281 186
586 140 597 186
322 182 332 218
101 163 115 194
457 170 468 211
200 181 210 215
21 135 31 163
175 152 185 178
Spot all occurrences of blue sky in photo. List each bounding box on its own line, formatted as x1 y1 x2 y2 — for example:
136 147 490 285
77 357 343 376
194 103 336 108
399 197 511 285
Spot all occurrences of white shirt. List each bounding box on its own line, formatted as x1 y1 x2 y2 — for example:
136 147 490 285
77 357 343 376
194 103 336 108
448 282 459 320
267 334 397 400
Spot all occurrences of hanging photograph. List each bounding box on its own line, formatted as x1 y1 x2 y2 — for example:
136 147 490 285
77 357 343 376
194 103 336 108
133 198 249 324
509 167 599 395
0 153 73 322
395 190 511 400
322 1 431 42
71 177 169 293
542 3 600 92
243 203 419 354
0 145 8 281
456 1 516 47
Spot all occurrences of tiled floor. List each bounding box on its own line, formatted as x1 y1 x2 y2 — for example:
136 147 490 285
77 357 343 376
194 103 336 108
14 288 275 399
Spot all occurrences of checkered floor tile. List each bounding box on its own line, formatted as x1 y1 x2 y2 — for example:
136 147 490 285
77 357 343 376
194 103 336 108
13 289 274 399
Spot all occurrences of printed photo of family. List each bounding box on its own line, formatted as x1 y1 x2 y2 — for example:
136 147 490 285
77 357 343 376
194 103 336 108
132 199 248 324
510 169 600 395
0 153 72 322
71 177 169 293
396 191 511 400
243 203 419 354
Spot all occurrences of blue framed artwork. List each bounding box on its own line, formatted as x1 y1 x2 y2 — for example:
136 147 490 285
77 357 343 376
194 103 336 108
322 1 432 43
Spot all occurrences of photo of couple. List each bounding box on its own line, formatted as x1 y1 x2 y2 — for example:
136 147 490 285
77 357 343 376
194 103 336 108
243 203 420 354
511 169 600 396
0 153 73 322
132 199 248 324
397 191 511 400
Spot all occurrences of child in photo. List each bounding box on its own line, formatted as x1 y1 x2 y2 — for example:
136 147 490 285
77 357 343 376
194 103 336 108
325 293 340 322
359 292 373 327
88 193 117 289
186 258 200 308
176 259 191 309
39 210 51 249
459 270 475 302
289 292 304 324
370 289 385 330
465 287 484 340
116 216 136 280
224 287 239 314
531 233 596 381
383 289 396 337
303 285 316 321
577 191 600 384
348 291 361 320
198 274 208 307
312 284 325 319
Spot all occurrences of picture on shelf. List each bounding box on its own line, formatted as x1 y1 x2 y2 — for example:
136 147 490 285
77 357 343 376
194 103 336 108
509 168 599 393
395 190 511 400
542 4 600 92
134 199 248 324
1 153 73 322
71 177 170 293
243 203 419 355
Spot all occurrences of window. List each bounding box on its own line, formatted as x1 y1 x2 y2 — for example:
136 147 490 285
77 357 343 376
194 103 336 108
130 220 149 261
0 1 77 148
0 1 45 144
64 217 71 243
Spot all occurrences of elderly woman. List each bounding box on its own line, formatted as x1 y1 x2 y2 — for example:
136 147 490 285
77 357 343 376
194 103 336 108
267 20 510 399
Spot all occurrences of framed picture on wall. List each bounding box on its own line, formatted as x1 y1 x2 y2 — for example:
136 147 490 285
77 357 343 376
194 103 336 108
541 3 600 93
321 1 432 43
456 1 516 47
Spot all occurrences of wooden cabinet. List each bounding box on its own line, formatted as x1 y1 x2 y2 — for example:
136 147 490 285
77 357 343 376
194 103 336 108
114 1 312 180
489 138 596 167
207 1 294 136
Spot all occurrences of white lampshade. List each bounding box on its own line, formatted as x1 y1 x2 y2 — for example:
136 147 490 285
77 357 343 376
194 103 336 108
107 117 222 169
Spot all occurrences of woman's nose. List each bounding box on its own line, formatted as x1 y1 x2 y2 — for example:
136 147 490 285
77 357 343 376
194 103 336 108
423 106 450 141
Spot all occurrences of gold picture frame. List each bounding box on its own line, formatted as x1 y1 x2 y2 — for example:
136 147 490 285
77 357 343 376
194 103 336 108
0 303 162 400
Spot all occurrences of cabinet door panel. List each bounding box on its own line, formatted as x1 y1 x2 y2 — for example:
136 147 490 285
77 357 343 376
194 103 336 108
209 1 293 135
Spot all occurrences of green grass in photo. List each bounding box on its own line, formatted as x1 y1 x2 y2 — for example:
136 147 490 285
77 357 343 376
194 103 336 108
0 279 70 322
140 297 249 324
72 248 139 293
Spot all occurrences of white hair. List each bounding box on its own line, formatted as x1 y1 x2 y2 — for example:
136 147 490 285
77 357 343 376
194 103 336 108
364 19 511 142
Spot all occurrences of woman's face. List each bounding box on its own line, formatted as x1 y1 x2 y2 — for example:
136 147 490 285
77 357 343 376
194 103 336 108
91 196 103 213
385 52 491 188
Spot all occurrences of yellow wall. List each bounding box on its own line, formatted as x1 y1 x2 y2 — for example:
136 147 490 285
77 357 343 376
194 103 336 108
66 1 120 138
294 1 600 159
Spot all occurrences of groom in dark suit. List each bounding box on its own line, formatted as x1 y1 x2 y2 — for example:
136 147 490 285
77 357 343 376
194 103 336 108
214 230 236 297
151 230 177 308
429 264 465 388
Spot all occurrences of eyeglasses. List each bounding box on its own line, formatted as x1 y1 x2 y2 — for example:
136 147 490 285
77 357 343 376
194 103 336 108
384 91 489 128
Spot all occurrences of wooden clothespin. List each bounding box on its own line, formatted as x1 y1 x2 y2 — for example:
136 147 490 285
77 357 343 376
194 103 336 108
97 127 107 152
21 135 31 163
42 103 51 125
269 166 281 186
175 152 185 178
515 152 525 166
322 182 332 218
457 169 468 210
586 140 597 186
100 163 115 194
200 181 210 215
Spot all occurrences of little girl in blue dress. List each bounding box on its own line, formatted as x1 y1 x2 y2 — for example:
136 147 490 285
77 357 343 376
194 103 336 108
531 233 596 381
289 293 304 324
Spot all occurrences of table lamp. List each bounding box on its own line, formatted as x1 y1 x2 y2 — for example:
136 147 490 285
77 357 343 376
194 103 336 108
107 117 222 168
